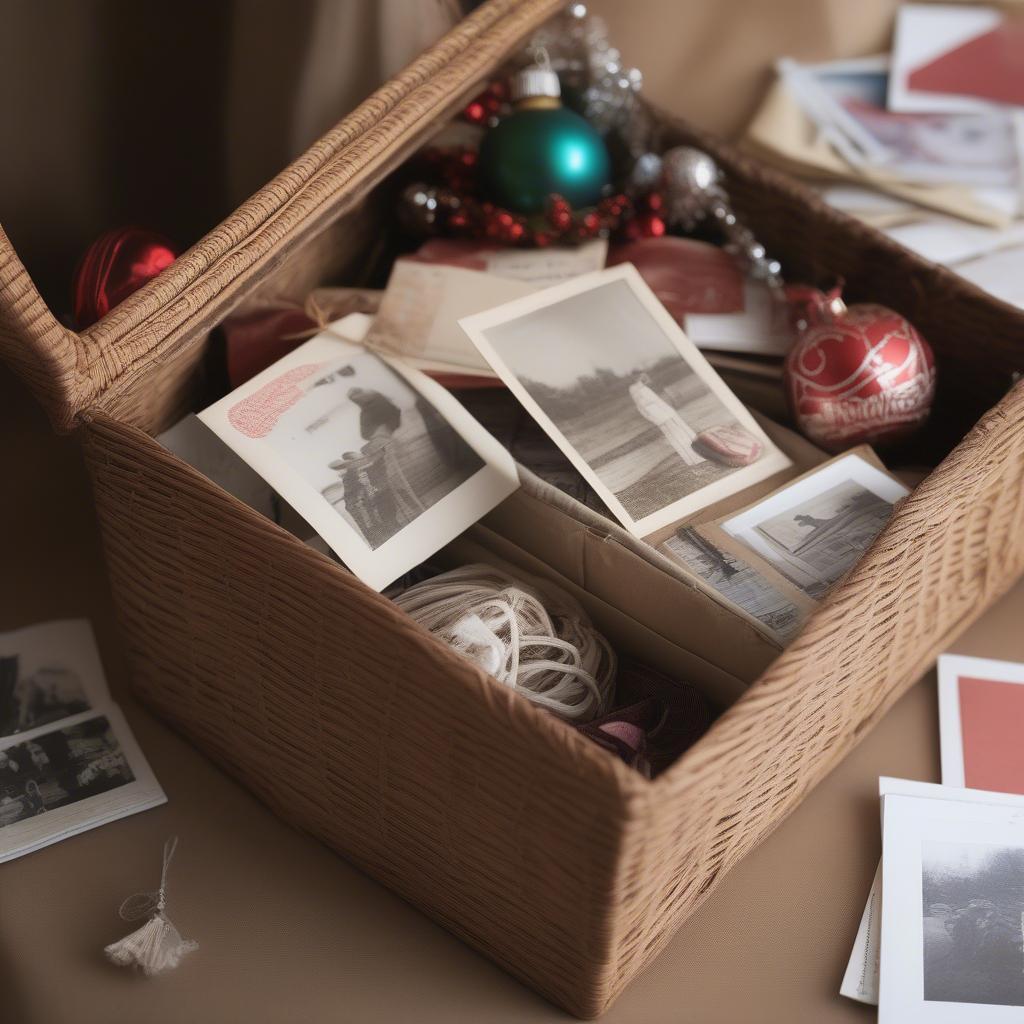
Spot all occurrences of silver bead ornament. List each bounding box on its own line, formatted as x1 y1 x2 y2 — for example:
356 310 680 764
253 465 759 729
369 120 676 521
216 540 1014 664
661 146 784 291
628 152 664 194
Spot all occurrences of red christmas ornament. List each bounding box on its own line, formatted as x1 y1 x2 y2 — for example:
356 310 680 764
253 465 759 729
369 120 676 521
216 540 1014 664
784 285 936 452
72 227 178 329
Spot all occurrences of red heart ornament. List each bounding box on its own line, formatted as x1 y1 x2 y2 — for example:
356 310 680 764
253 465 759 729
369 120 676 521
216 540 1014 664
72 227 178 329
784 288 936 451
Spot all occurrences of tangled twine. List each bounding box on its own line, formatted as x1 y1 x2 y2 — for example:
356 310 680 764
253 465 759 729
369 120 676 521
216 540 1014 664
393 564 616 722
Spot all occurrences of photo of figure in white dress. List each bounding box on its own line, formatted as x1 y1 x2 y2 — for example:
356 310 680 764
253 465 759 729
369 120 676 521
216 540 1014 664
628 372 705 469
461 266 791 534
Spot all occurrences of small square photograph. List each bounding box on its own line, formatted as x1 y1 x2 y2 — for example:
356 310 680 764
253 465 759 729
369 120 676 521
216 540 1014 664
880 781 1024 1023
846 778 1024 1009
661 527 806 643
938 654 1024 795
720 453 909 601
459 264 792 537
0 707 165 863
199 314 519 591
0 619 108 739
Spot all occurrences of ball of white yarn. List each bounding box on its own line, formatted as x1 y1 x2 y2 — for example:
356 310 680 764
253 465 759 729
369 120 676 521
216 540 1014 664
393 564 616 722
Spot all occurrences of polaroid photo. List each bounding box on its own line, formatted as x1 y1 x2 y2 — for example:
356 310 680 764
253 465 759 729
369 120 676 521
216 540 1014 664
459 264 792 537
715 452 909 602
199 313 519 591
0 706 165 863
0 620 109 740
939 654 1024 795
659 526 807 644
880 779 1024 1021
843 778 1024 1008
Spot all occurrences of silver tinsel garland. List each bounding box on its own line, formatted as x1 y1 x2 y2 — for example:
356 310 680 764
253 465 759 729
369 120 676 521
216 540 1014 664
523 4 782 289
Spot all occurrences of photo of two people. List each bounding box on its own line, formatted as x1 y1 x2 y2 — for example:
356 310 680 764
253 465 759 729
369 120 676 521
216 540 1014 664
200 317 518 591
315 370 484 550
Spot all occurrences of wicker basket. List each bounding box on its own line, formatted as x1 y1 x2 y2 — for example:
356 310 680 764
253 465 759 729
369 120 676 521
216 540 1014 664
3 0 1024 1016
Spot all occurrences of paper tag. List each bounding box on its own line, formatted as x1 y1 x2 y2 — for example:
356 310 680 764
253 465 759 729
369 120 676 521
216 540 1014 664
367 261 536 375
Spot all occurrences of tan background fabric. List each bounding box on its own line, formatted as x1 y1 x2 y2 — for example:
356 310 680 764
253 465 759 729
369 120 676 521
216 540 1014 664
0 0 974 309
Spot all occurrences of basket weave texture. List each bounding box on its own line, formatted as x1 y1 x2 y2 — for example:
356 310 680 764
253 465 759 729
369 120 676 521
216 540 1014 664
4 0 1024 1016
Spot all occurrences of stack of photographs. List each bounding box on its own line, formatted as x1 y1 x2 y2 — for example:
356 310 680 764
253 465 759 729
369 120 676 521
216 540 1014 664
672 449 910 641
458 266 913 647
0 619 165 863
842 655 1024 1021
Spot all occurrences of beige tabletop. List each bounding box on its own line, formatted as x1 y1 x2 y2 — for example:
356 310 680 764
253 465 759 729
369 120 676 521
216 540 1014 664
2 361 1020 1024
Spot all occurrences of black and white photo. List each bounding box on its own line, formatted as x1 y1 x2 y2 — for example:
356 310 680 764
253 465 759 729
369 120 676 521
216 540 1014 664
0 620 107 738
0 715 134 826
0 707 165 863
459 264 791 536
921 840 1024 1008
720 453 909 601
879 779 1024 1023
199 314 519 591
661 527 807 643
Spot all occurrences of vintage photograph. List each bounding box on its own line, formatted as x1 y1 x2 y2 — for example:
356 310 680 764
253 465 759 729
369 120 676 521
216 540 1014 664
921 840 1024 1008
0 715 134 828
199 315 519 591
721 453 909 601
879 781 1024 1023
661 527 806 643
460 265 791 536
0 619 108 738
0 707 165 863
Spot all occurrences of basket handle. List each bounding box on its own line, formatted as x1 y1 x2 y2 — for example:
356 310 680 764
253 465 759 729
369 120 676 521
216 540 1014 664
0 227 94 431
0 0 561 433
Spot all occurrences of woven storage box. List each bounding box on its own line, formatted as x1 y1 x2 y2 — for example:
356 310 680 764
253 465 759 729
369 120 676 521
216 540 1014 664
4 0 1024 1015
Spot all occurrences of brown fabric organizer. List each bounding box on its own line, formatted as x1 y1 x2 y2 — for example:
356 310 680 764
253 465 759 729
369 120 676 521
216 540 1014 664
2 0 1024 1016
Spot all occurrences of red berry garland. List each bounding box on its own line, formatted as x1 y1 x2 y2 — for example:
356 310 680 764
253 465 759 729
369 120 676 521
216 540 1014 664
461 82 509 127
400 146 640 247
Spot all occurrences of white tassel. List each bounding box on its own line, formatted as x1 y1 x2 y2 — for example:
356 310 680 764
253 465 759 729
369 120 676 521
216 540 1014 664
105 837 197 976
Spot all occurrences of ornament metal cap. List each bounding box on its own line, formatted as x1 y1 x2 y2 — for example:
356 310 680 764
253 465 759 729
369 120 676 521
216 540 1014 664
511 66 561 103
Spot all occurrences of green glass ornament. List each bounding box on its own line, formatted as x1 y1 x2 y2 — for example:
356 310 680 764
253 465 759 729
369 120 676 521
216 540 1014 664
479 66 611 215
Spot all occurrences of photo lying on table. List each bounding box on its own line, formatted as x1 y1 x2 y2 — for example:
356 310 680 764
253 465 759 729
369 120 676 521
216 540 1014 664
718 452 909 601
938 654 1024 795
660 526 807 644
880 780 1024 1022
843 778 1024 1009
0 620 109 740
199 313 519 591
459 264 791 536
0 706 165 863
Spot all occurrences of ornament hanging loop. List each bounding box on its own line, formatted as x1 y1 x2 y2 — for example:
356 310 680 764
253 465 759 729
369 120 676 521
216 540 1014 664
531 43 552 71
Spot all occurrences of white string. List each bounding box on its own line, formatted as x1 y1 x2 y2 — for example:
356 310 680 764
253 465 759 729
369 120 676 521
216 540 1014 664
393 565 616 722
105 836 198 976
